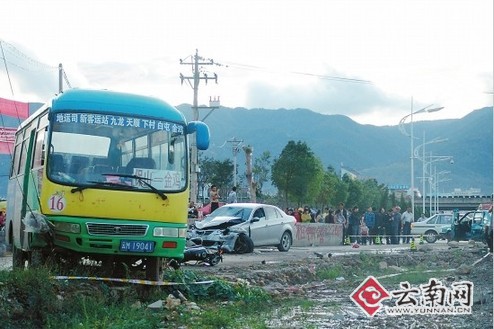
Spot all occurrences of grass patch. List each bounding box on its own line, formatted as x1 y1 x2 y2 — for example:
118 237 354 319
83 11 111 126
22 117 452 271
377 269 454 285
0 267 277 329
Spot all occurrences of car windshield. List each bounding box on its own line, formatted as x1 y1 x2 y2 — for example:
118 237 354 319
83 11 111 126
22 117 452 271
47 112 187 192
209 206 253 222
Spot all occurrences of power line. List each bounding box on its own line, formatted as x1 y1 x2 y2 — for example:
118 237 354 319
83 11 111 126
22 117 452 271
222 60 372 84
0 39 58 72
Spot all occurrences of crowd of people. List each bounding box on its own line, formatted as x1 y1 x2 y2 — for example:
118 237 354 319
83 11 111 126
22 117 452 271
285 203 418 245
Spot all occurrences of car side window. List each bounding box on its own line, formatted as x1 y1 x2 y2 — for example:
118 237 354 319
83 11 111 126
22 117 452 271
253 208 266 220
439 216 451 224
264 207 279 221
428 217 437 224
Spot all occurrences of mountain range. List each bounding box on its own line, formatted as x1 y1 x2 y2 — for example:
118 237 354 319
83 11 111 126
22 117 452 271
177 104 493 196
0 104 491 198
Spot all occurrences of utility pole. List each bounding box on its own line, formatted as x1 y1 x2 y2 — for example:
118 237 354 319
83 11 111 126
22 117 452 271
227 137 243 188
58 64 63 93
180 49 219 203
243 145 256 203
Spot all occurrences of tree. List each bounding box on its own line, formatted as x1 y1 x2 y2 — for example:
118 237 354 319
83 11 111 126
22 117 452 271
314 167 340 208
198 156 233 200
345 175 363 209
271 140 323 207
253 150 271 196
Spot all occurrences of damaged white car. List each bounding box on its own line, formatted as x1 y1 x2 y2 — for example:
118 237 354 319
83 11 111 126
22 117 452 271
188 203 296 254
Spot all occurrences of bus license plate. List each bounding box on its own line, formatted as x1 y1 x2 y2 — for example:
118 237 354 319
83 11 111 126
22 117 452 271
120 240 155 253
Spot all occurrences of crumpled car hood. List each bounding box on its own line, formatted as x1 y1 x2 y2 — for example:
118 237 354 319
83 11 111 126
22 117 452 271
195 216 244 230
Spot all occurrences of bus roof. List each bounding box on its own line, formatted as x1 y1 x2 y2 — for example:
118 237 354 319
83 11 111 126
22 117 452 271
50 89 186 122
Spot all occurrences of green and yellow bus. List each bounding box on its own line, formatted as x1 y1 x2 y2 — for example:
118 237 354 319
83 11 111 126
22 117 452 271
6 89 209 280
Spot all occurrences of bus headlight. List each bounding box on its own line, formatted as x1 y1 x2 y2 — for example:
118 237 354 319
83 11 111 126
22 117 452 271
154 227 187 238
53 222 81 234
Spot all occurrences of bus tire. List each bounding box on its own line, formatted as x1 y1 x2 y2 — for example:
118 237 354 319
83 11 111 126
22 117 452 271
12 245 27 269
145 257 163 281
29 249 46 268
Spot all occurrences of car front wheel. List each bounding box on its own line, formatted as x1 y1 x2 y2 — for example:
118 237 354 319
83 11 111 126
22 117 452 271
277 231 292 252
233 234 254 254
424 230 438 243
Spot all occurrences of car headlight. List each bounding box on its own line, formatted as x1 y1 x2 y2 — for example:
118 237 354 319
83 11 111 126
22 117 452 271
53 222 81 234
153 227 187 238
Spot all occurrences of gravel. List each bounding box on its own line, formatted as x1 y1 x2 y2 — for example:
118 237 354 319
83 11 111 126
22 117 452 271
192 246 493 329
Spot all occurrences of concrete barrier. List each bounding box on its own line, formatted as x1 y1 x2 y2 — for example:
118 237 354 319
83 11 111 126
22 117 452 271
292 223 344 247
187 218 345 247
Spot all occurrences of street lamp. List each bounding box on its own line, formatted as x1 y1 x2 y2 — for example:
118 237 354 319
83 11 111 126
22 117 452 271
414 136 448 215
433 169 451 213
399 99 444 219
426 154 453 214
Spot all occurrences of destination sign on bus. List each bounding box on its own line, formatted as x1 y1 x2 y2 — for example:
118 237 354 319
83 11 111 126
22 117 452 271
130 169 183 190
54 113 184 134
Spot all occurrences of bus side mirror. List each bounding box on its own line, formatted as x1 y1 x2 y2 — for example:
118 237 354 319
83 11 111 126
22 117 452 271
187 121 210 150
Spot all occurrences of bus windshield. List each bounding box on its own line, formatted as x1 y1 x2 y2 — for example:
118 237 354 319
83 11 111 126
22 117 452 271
47 112 187 192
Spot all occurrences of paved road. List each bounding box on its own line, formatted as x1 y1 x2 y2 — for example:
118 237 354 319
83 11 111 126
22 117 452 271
214 240 452 266
0 240 454 271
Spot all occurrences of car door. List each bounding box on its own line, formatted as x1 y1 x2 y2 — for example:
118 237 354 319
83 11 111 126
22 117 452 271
470 211 486 240
263 206 283 245
412 215 437 235
248 207 268 246
436 214 452 231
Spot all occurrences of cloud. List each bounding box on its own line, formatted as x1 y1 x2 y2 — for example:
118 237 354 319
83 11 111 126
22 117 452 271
244 69 406 118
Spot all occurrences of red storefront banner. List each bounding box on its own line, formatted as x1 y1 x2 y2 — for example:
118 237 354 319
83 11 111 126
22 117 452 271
0 126 17 155
0 97 29 119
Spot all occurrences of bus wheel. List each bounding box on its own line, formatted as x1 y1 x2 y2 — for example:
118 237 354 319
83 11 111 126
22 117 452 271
145 257 163 281
29 249 47 268
12 245 27 269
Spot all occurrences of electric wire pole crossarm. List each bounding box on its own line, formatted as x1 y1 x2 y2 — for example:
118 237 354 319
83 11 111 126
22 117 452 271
179 49 220 203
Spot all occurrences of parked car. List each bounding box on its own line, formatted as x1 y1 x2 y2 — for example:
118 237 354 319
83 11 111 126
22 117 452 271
189 203 296 253
411 213 453 243
450 209 492 243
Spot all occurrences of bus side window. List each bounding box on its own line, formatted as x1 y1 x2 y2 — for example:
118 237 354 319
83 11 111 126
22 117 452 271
32 127 47 169
10 143 22 178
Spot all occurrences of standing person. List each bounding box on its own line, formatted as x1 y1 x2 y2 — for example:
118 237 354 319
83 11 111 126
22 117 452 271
401 207 414 244
324 208 335 224
375 207 386 243
391 206 401 244
227 186 238 203
188 201 198 218
348 206 361 243
0 210 5 228
335 202 349 244
384 208 393 244
418 213 427 222
209 185 220 212
301 207 312 223
293 208 302 223
317 208 327 223
363 206 376 245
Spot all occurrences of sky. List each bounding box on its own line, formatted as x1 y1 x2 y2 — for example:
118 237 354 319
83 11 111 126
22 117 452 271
0 0 492 126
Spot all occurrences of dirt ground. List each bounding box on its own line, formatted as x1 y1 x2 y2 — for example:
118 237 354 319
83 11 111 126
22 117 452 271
0 243 492 328
188 244 493 328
